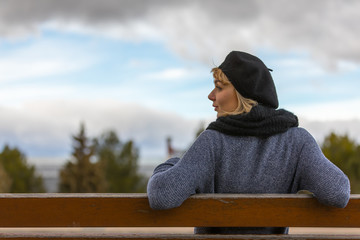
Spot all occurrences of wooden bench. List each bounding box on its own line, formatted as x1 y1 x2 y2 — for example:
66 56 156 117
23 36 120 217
0 193 359 239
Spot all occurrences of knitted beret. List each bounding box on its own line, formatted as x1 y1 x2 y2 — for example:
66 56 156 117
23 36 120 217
219 51 279 109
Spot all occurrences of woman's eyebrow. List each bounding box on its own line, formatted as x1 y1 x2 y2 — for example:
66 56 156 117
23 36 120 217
214 80 221 84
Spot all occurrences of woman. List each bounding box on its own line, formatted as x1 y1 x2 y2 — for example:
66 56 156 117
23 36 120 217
147 51 350 234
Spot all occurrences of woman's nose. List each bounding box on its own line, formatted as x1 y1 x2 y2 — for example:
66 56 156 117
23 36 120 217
208 89 215 101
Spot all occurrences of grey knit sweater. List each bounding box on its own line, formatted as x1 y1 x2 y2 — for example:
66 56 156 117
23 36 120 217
147 127 350 234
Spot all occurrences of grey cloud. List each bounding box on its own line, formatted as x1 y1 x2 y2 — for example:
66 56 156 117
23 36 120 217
1 0 360 66
0 0 182 24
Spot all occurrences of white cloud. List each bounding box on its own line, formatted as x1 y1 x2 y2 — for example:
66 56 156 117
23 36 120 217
144 68 188 82
0 99 202 164
0 85 75 107
0 59 77 83
0 39 96 83
300 118 360 145
288 98 360 122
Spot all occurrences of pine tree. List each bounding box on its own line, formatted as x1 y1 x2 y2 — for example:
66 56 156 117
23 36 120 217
0 162 11 192
59 123 106 193
96 130 146 193
321 132 360 193
0 145 45 193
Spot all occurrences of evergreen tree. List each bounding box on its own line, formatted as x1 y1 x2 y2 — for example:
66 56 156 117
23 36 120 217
0 145 45 193
59 123 106 193
96 130 146 193
321 132 360 193
0 162 11 192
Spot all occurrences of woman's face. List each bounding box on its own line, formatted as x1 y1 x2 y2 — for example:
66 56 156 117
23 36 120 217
208 80 238 117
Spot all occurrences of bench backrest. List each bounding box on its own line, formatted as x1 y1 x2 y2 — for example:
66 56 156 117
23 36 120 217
0 193 359 228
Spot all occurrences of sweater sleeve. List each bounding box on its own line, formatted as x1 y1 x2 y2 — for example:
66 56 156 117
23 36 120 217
147 130 217 210
295 130 350 208
151 157 180 175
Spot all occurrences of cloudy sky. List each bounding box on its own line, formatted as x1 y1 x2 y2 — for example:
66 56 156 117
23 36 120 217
1 0 360 166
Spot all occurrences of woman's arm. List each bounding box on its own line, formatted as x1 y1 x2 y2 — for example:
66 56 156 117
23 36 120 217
296 131 350 208
147 131 218 210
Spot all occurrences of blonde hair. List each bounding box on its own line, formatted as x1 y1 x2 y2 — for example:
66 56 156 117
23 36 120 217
211 67 258 116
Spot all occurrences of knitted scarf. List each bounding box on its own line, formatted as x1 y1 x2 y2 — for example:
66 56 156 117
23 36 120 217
207 104 299 137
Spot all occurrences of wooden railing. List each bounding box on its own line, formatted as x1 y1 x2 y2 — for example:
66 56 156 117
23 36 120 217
0 193 359 239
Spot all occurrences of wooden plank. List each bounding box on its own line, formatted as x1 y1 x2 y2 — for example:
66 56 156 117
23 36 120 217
0 232 359 240
0 194 359 228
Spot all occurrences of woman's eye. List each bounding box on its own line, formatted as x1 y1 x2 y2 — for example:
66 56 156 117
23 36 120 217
216 86 222 90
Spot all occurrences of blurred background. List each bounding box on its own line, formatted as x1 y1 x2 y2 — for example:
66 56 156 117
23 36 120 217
0 0 359 193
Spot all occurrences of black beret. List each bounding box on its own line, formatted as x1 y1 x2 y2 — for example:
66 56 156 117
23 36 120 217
219 51 279 109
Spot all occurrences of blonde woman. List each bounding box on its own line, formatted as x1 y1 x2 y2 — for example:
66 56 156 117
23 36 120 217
147 51 350 234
